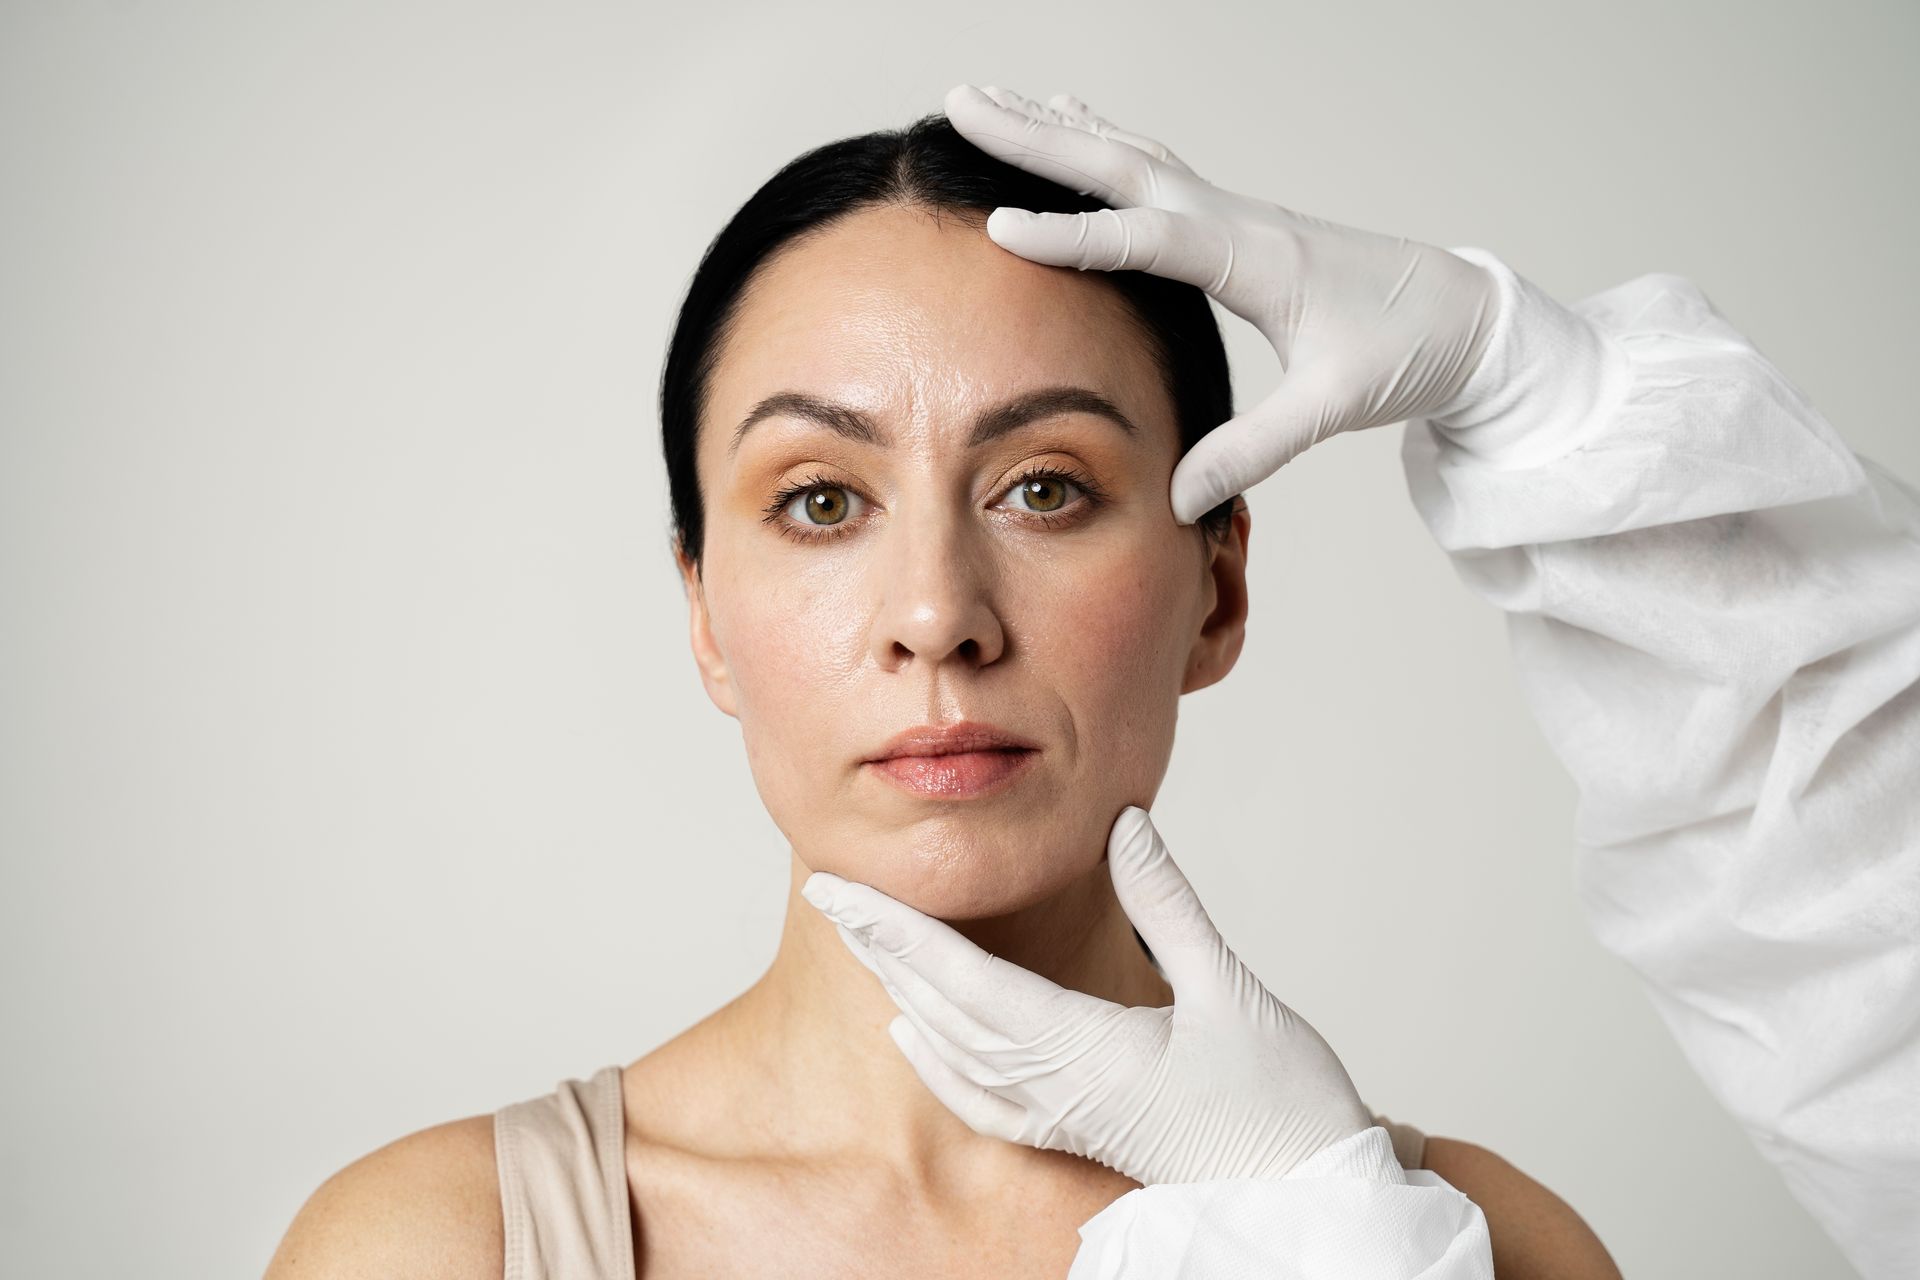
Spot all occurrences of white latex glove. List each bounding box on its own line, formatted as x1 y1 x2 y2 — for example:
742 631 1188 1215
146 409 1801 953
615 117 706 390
942 83 1505 524
798 805 1376 1185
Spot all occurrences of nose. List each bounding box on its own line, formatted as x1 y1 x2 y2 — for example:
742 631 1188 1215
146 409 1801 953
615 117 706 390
867 507 1007 673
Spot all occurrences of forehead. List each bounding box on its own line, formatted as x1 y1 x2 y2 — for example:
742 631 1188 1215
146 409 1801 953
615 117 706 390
704 203 1168 453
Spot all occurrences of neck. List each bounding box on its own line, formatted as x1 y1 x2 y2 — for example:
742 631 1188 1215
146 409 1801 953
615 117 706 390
710 846 1172 1186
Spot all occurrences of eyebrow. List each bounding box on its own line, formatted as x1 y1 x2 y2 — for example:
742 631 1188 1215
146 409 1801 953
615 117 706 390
727 385 1139 457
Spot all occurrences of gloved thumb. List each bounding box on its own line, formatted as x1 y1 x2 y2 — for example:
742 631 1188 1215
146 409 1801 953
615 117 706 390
1106 806 1233 1005
1168 373 1343 524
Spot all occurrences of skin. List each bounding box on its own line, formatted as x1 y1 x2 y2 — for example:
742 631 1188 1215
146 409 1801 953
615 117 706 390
261 201 1620 1280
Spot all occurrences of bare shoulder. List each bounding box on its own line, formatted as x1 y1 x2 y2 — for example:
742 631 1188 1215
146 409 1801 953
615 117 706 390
262 1113 503 1280
1421 1135 1621 1280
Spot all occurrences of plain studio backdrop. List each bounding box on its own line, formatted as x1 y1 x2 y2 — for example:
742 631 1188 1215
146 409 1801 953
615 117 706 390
4 2 1915 1276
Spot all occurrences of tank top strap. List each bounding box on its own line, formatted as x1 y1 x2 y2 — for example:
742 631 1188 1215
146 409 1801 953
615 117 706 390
494 1064 635 1280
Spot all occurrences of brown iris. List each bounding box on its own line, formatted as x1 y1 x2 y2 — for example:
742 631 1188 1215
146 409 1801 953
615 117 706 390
802 487 850 525
1019 476 1069 512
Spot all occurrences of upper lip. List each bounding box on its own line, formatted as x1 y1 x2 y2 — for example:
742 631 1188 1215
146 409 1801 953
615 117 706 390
866 720 1040 762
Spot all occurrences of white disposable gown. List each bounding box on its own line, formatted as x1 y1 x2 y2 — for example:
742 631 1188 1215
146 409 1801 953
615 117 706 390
1066 248 1920 1279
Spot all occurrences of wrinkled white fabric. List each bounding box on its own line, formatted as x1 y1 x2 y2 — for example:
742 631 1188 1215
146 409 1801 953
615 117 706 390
1068 1125 1489 1279
1403 247 1920 1280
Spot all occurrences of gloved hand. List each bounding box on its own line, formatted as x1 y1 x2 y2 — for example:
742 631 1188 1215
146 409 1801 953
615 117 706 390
799 805 1376 1185
943 83 1505 524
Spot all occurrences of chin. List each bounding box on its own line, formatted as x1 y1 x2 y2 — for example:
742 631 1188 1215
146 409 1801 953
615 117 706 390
817 810 1106 921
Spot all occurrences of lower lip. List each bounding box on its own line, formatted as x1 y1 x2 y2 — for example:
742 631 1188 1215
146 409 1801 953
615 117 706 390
866 749 1038 799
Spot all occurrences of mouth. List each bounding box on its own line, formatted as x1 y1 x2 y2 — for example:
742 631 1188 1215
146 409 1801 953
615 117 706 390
864 747 1039 800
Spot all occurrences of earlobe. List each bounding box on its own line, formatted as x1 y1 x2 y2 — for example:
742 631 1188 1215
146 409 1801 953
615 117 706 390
1180 500 1252 695
675 542 740 719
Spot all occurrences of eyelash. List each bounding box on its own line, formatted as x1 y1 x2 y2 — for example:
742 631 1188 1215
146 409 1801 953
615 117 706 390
760 465 1106 544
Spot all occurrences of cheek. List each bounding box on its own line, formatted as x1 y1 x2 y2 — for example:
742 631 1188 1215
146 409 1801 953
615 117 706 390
1019 530 1203 755
701 545 869 795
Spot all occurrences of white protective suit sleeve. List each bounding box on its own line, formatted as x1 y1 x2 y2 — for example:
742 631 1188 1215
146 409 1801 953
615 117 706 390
1397 247 1920 1279
1068 1123 1491 1279
1066 246 1918 1279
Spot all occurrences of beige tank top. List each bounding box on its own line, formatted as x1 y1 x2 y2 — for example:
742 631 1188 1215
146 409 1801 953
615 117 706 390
495 1065 634 1280
494 1064 1427 1280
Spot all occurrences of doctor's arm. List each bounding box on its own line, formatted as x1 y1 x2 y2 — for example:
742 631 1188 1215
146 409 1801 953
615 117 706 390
937 83 1916 1275
1399 248 1920 1280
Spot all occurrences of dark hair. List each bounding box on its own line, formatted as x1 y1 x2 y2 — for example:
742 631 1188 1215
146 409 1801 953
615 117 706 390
659 111 1238 574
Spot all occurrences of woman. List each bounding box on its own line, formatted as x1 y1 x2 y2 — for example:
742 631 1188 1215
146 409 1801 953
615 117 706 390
264 102 1623 1278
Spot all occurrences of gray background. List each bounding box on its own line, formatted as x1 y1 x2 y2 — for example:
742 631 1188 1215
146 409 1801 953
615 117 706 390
4 1 1914 1276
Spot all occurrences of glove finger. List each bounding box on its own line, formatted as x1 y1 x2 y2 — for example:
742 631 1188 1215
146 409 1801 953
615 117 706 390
1041 92 1199 176
835 919 990 1060
984 206 1233 295
1167 373 1346 524
866 934 1161 1166
1043 90 1094 122
831 918 897 987
865 945 1037 1094
885 1015 1032 1144
979 85 1200 179
822 896 1050 1091
1104 807 1236 1003
864 927 1096 1077
977 84 1058 118
944 83 1188 209
810 875 1094 1047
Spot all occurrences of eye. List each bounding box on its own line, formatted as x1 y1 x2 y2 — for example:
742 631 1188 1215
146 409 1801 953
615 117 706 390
768 475 865 534
1000 469 1083 515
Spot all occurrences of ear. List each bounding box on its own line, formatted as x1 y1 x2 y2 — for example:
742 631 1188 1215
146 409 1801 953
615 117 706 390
1180 497 1252 695
674 538 740 719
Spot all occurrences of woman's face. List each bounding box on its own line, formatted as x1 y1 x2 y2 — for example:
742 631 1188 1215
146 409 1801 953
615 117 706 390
681 203 1250 920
